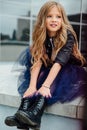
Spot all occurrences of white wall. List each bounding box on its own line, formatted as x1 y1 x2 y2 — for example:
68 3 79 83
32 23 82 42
0 45 28 61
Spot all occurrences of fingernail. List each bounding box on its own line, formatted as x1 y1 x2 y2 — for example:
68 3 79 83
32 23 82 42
35 93 38 96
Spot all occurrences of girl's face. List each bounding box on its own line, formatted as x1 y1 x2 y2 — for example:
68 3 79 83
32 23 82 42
46 6 62 37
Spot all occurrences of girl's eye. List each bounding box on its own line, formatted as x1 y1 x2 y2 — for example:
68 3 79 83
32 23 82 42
56 15 61 18
47 15 61 18
47 15 52 18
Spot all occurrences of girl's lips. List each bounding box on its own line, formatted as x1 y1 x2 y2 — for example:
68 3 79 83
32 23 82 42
50 24 57 27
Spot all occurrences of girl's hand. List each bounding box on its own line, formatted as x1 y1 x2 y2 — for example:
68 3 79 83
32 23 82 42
23 87 37 98
36 86 51 98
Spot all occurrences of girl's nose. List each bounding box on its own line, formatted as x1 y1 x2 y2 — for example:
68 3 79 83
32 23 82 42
52 17 57 22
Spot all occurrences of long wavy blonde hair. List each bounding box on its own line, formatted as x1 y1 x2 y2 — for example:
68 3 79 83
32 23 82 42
30 1 86 68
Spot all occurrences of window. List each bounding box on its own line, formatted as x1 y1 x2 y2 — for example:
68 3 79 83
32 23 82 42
0 0 31 61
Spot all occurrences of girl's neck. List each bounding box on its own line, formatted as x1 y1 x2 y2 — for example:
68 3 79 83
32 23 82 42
47 35 55 39
47 32 56 38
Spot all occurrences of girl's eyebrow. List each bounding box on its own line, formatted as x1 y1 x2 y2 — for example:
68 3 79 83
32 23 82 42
47 12 61 15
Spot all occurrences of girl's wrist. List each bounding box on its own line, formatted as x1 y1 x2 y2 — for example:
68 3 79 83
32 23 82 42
29 84 36 89
42 84 50 89
29 82 36 87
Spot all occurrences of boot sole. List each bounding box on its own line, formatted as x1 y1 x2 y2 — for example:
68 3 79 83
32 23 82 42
16 111 39 128
5 118 29 129
5 118 39 130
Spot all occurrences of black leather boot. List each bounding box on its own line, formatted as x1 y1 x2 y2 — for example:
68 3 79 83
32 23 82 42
5 115 29 129
16 95 46 129
5 115 40 130
18 96 34 111
4 97 35 129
